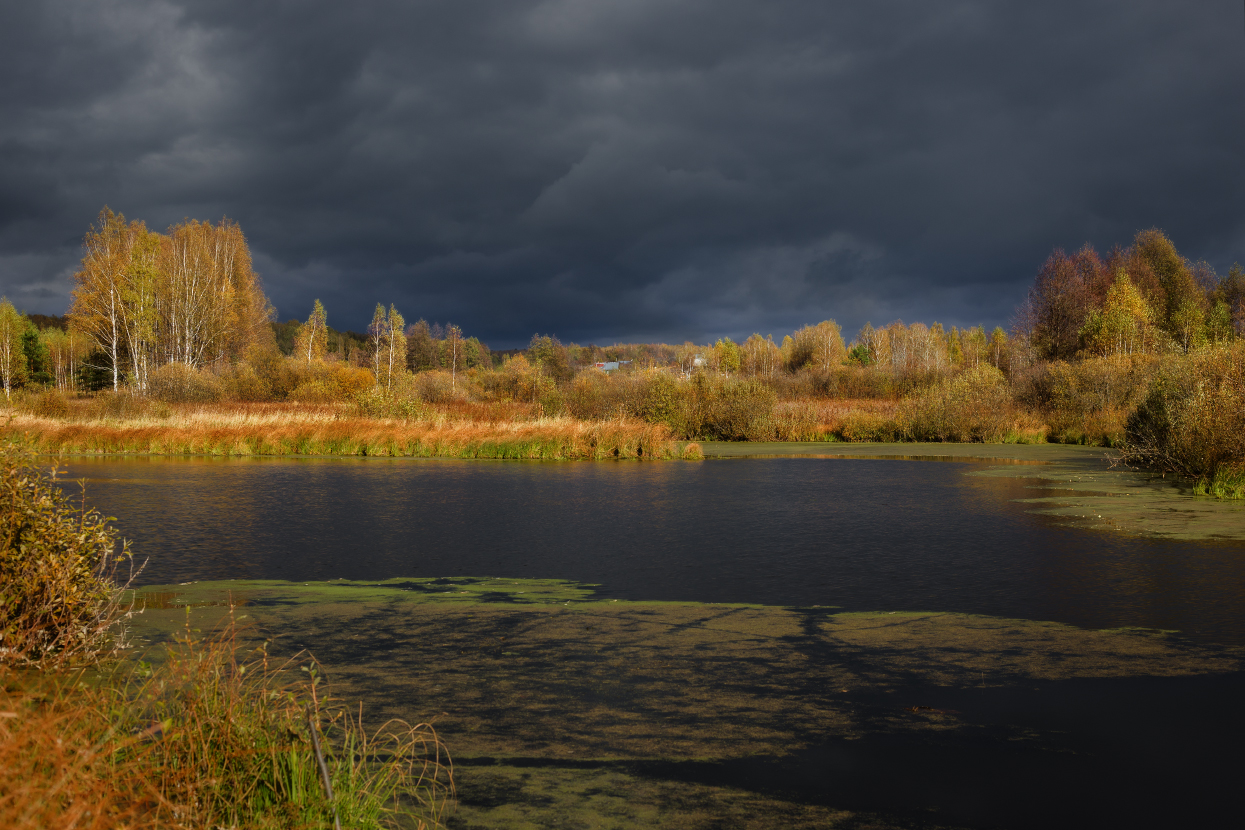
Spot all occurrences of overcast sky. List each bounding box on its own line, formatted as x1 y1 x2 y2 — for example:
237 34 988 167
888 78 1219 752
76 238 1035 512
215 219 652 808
1 1 1242 347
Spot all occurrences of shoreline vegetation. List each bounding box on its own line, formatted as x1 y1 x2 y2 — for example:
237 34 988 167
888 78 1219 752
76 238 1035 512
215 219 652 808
1 209 1242 492
0 439 454 828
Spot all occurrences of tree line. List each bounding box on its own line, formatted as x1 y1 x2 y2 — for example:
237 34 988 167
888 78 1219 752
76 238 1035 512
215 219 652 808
5 211 1240 404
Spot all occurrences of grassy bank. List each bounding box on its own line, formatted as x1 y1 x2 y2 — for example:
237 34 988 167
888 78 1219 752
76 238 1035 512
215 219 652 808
3 405 682 460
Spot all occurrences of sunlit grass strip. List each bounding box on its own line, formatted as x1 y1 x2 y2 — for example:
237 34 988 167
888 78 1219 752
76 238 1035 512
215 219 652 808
4 415 679 460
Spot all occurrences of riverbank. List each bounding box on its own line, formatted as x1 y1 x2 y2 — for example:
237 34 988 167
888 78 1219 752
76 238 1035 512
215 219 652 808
2 408 682 460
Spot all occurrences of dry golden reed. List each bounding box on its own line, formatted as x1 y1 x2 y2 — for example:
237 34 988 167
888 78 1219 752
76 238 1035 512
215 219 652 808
4 409 678 460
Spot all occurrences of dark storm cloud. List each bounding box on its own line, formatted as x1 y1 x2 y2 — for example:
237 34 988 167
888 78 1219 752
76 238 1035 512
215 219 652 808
1 1 1242 346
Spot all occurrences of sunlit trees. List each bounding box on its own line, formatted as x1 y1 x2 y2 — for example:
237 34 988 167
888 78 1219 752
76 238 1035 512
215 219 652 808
159 218 265 369
741 334 779 378
42 327 82 392
0 300 27 399
988 327 1009 370
68 208 132 391
69 209 274 388
383 306 407 392
444 324 463 389
293 300 328 366
1079 272 1153 356
527 334 570 383
1018 246 1109 361
783 321 846 373
714 338 741 374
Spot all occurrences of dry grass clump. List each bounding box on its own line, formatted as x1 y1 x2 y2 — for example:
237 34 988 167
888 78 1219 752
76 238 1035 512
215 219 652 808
0 624 454 829
0 670 156 829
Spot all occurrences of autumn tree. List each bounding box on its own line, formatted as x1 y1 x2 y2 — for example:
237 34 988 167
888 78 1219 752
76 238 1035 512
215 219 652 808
988 327 1009 370
784 321 846 373
42 327 82 392
714 337 741 374
1213 264 1245 337
405 319 437 372
383 306 406 392
0 300 28 399
67 208 132 391
1078 272 1153 356
741 334 779 377
69 209 273 388
527 334 570 383
1020 249 1096 360
293 300 328 365
1131 228 1204 338
368 303 386 379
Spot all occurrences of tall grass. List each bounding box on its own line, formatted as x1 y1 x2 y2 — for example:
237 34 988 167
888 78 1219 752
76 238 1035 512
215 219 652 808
4 410 677 460
0 621 454 829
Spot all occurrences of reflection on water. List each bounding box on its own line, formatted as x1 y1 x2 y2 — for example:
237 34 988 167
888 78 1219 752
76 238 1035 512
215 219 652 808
61 455 1245 643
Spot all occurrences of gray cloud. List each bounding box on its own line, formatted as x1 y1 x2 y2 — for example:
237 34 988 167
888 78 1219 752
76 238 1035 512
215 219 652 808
1 0 1242 346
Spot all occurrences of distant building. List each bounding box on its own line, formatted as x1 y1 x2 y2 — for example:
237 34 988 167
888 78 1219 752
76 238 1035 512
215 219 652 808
692 353 707 368
593 360 632 373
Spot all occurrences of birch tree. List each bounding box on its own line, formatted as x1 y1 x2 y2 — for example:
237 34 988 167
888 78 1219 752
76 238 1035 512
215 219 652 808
293 300 328 366
445 324 463 390
67 208 131 391
0 300 27 400
385 305 406 392
368 303 386 380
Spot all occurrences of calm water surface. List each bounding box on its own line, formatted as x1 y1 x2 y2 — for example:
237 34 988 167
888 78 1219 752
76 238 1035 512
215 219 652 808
62 455 1245 642
59 455 1245 828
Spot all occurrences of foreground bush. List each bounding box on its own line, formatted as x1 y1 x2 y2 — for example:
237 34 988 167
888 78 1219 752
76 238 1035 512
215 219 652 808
1123 344 1245 489
0 439 132 665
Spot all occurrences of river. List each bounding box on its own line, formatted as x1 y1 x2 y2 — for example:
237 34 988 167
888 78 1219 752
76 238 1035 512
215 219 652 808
57 450 1245 829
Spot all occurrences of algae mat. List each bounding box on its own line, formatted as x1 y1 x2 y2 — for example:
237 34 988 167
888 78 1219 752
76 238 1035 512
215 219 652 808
126 577 1244 829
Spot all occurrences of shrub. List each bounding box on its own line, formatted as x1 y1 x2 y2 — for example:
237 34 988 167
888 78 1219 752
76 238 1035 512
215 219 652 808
0 440 132 665
288 379 337 404
1014 354 1158 445
15 389 70 419
146 362 225 404
637 372 683 429
771 401 820 441
901 365 1024 442
686 375 778 441
414 370 463 404
219 362 274 402
353 386 428 419
1123 344 1245 481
